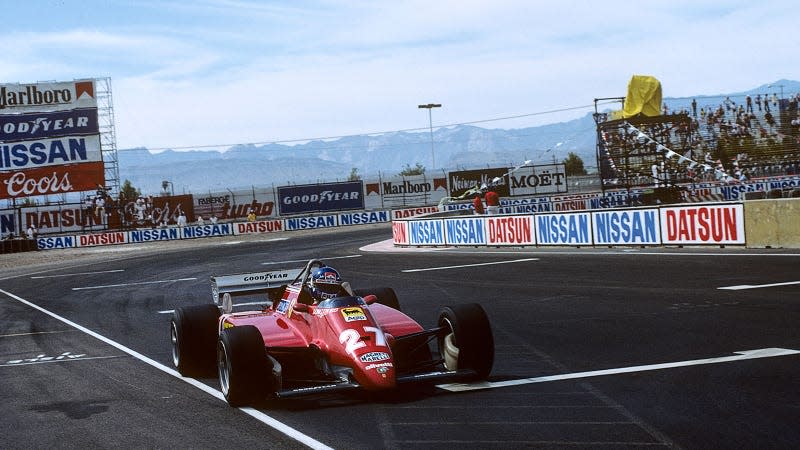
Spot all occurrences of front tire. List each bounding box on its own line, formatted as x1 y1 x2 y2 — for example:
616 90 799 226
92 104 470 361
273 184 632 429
171 304 220 377
217 326 272 407
355 287 401 311
438 303 494 380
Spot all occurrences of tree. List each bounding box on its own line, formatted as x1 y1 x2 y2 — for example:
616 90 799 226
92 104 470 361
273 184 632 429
398 163 425 176
348 167 361 181
120 179 141 202
562 152 587 176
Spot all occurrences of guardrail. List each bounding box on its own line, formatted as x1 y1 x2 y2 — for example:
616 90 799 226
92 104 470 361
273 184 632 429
392 198 800 249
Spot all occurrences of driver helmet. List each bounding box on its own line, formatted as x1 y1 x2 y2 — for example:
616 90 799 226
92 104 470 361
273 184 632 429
309 266 344 301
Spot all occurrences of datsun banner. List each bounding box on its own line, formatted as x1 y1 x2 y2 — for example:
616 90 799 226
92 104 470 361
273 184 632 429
234 220 284 235
77 231 128 248
486 215 534 246
392 221 409 245
660 204 744 245
278 181 364 215
0 161 104 200
0 79 96 112
0 108 99 141
392 206 440 219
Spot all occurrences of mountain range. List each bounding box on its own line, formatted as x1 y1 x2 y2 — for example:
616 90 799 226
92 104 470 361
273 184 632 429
118 79 799 195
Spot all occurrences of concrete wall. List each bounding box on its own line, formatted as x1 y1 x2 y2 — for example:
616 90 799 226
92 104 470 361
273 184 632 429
744 198 800 248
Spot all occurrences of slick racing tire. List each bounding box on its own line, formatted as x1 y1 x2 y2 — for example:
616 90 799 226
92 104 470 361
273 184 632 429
355 287 401 311
171 304 220 377
217 325 273 407
438 303 494 380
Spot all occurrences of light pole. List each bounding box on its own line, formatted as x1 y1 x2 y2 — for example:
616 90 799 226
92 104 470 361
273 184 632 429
418 103 442 170
768 83 784 99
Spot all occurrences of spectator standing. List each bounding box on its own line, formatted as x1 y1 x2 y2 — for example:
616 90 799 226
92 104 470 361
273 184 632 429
485 188 500 215
95 195 106 223
247 208 256 222
745 95 753 113
472 193 485 215
197 216 205 226
755 94 762 111
210 215 218 225
177 211 187 227
83 196 95 226
691 98 697 117
26 225 35 240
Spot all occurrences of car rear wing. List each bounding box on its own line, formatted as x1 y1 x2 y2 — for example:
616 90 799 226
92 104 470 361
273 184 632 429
211 268 303 305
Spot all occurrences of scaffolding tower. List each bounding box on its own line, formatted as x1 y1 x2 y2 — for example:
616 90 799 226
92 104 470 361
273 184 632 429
96 77 120 197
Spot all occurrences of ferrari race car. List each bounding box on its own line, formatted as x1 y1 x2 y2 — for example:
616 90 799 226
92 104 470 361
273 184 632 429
170 259 494 406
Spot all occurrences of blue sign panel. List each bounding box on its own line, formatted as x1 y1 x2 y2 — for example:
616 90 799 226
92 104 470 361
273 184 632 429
278 181 364 215
408 220 445 246
592 209 660 245
535 212 592 246
130 228 180 243
444 217 486 245
338 210 389 226
285 215 338 230
0 108 99 141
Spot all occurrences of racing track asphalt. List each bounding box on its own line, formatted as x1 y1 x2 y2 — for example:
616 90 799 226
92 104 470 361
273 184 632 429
1 223 799 449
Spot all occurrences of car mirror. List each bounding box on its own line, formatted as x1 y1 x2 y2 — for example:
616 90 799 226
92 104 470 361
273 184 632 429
363 294 378 305
293 303 310 313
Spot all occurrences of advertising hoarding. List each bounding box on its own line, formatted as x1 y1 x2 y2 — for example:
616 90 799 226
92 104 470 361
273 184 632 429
0 108 99 141
0 160 104 200
0 80 97 112
278 181 364 215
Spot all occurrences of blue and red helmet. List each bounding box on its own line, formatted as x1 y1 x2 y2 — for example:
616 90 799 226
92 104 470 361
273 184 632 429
309 266 344 300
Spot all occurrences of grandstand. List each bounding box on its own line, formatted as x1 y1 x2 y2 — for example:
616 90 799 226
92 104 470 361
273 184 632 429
595 92 800 202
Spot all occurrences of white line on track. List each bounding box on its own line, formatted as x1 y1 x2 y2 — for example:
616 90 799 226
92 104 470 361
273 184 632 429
401 258 539 273
718 280 800 290
262 254 362 265
437 348 800 392
71 278 198 291
0 330 75 338
222 238 289 245
1 355 125 367
31 269 125 279
0 288 332 450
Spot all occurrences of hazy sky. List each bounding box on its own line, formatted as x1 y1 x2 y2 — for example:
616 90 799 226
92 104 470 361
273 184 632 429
1 0 797 151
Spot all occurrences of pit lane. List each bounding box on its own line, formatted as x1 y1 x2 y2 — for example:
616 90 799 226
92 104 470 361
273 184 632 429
1 225 799 449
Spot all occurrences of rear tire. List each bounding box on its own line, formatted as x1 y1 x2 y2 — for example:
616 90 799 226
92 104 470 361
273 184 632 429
438 303 494 380
217 325 272 407
355 287 401 311
171 304 220 377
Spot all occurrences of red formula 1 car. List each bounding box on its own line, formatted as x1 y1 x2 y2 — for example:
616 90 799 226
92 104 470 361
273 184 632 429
170 259 494 406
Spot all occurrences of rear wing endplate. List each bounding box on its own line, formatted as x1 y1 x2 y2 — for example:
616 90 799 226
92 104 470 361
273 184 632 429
211 268 303 305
